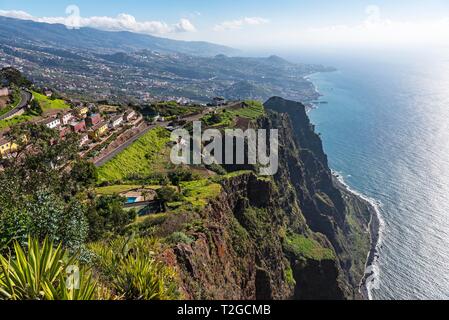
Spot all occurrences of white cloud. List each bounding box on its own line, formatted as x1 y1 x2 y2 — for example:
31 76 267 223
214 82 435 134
296 5 449 47
0 9 196 35
214 17 269 31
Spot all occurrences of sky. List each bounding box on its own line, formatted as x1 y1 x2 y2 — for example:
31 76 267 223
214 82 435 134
1 0 449 50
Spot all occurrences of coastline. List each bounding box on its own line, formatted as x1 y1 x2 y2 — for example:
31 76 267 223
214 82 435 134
304 72 383 300
333 173 383 300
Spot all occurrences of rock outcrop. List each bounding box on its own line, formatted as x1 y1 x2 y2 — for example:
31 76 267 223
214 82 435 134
167 97 373 300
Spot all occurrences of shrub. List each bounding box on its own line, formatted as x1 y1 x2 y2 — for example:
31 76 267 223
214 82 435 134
0 237 97 300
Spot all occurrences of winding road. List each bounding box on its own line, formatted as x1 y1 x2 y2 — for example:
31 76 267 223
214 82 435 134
0 89 32 121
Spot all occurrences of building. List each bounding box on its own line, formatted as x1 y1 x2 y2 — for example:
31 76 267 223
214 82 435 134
86 113 102 127
44 90 53 98
43 117 61 129
0 136 18 156
123 110 136 122
0 87 10 97
88 121 108 139
79 134 89 146
109 115 123 128
70 120 86 133
74 105 89 118
60 112 73 125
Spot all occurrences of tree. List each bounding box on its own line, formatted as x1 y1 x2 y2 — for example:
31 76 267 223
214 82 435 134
0 124 92 251
86 195 135 241
156 187 181 212
30 100 43 116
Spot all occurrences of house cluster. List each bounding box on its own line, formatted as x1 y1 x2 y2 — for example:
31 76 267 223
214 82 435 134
39 104 138 148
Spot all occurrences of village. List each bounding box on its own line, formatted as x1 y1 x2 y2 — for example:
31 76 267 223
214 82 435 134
0 84 229 167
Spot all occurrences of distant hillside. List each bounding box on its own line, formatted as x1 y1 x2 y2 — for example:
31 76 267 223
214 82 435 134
0 16 238 56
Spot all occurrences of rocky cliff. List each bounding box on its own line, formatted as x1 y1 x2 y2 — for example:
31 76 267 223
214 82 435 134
164 97 373 300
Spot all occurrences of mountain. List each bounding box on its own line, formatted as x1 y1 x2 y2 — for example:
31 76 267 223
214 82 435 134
0 16 238 56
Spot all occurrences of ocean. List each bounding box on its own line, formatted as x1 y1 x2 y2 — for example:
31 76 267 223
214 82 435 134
289 48 449 300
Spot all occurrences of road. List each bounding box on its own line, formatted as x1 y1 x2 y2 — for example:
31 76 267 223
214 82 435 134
93 111 207 167
0 90 32 121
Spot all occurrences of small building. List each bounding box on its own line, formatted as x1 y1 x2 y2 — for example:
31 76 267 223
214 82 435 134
0 87 10 97
44 90 53 98
109 115 123 128
0 136 18 156
212 97 226 106
43 117 61 129
123 110 136 122
86 113 102 127
79 134 89 146
70 120 86 133
60 112 73 125
74 105 89 118
88 121 108 139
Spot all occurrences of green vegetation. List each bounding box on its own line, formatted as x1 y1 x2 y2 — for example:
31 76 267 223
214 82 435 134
0 90 69 130
284 233 335 261
180 179 222 208
143 101 202 118
98 127 171 183
201 100 265 128
166 232 194 245
0 124 95 251
0 113 34 130
0 237 97 300
284 265 296 286
0 86 20 117
89 236 178 300
32 91 70 111
228 100 265 119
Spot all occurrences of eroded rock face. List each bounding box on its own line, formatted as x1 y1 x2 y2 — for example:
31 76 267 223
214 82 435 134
168 97 372 300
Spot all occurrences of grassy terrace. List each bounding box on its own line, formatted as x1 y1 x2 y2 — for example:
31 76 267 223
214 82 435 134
31 91 70 111
284 233 336 261
98 127 171 183
0 91 70 130
201 100 265 127
179 179 222 209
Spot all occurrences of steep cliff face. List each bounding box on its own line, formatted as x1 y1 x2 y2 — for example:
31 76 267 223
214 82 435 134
166 97 373 300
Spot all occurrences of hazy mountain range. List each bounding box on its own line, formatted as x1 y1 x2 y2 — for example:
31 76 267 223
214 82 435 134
0 16 333 103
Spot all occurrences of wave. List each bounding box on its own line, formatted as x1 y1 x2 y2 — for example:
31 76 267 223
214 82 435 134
332 170 386 300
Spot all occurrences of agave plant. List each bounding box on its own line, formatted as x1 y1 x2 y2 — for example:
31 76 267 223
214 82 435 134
89 236 178 300
0 237 97 300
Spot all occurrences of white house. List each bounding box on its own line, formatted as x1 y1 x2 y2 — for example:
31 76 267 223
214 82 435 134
60 112 74 125
79 134 89 146
43 117 61 129
109 115 123 128
123 110 136 122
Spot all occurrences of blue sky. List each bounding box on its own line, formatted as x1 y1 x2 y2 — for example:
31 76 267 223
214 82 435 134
1 0 449 49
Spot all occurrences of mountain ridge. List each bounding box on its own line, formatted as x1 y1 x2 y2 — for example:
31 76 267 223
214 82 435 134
0 16 238 56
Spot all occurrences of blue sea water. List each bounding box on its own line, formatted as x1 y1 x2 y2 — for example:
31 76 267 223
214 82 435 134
292 49 449 300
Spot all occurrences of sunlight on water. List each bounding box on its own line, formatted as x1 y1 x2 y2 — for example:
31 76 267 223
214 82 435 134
306 50 449 300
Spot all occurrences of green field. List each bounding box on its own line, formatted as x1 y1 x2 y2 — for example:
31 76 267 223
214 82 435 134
179 179 222 209
202 100 265 127
227 100 265 119
32 91 70 111
98 127 171 183
284 234 335 261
